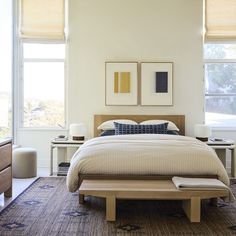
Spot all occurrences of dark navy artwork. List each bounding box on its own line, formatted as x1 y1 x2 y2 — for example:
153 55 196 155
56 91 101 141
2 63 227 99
155 72 168 93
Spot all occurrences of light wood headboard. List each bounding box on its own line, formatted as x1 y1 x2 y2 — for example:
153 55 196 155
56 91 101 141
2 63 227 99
94 115 185 137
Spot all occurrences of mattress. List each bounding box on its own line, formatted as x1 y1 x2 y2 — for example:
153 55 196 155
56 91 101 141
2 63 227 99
66 134 229 192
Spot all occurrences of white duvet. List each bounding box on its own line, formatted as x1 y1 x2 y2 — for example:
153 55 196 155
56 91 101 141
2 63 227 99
66 134 230 192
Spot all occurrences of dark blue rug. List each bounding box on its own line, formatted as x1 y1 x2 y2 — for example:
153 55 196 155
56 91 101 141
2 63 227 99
0 177 236 236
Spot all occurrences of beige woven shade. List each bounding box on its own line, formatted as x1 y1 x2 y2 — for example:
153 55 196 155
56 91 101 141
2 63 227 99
20 0 65 40
205 0 236 41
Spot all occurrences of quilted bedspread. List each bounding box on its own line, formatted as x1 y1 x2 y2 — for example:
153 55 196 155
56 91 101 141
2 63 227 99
66 134 229 192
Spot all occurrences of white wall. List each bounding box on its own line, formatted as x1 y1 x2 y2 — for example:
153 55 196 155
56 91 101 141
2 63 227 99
17 129 67 168
67 0 204 137
17 0 205 168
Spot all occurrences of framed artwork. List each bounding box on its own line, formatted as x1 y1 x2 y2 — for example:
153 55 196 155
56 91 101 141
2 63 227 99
141 62 173 106
105 62 138 105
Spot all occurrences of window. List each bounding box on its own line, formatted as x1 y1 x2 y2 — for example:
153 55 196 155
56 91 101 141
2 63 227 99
20 43 66 128
0 0 13 138
18 0 66 129
204 44 236 127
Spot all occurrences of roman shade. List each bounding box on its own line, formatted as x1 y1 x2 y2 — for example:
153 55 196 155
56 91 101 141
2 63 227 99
20 0 65 40
205 0 236 41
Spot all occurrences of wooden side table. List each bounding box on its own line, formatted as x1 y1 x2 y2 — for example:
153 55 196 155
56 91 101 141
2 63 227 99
206 139 236 177
50 139 85 176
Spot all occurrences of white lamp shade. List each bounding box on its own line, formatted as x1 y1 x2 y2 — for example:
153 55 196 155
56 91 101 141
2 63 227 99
69 123 87 137
194 124 212 138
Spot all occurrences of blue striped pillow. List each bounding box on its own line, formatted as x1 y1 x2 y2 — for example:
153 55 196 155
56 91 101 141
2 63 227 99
114 122 168 135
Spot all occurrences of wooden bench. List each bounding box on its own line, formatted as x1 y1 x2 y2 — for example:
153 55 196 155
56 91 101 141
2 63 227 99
79 179 228 223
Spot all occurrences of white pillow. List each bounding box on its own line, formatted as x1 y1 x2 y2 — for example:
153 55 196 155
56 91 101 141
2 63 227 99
140 120 179 131
97 119 137 130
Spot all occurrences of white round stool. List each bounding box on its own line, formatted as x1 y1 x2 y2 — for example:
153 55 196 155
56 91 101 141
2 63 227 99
13 147 37 178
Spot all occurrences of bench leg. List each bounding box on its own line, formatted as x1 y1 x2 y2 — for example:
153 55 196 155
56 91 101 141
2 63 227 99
106 196 116 221
79 194 85 204
182 197 201 223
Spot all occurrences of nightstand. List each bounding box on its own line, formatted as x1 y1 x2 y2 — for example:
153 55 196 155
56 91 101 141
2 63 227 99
206 139 235 177
50 139 85 176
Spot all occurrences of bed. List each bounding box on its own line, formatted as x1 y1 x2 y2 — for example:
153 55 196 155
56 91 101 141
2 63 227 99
67 115 230 193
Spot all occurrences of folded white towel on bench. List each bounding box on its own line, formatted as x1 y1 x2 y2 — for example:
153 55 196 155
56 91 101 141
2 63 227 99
172 177 235 202
173 177 227 190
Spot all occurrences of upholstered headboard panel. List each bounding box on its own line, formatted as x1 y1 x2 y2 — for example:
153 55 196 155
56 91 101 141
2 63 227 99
94 115 185 137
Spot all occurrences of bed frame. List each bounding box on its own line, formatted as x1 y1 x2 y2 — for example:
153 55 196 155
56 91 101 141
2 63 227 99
78 115 224 222
78 114 219 185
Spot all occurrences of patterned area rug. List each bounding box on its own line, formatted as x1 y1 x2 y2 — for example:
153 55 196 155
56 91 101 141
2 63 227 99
0 177 236 236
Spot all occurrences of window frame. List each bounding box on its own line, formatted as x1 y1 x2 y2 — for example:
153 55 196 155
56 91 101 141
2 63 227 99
204 45 236 129
17 39 67 130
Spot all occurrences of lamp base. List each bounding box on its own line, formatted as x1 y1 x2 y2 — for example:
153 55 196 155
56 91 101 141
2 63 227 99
72 136 84 141
196 137 208 142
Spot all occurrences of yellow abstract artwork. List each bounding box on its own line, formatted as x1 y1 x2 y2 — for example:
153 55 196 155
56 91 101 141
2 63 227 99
114 72 131 93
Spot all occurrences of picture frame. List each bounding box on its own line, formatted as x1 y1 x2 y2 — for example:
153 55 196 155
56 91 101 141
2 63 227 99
105 62 138 106
141 62 173 106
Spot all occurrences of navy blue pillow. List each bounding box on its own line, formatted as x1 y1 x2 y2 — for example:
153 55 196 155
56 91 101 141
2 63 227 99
100 129 178 136
114 122 168 135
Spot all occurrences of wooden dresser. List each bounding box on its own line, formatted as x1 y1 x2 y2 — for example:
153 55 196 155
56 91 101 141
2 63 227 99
0 139 12 197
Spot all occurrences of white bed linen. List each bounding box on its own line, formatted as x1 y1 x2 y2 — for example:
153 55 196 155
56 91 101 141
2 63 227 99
67 134 230 192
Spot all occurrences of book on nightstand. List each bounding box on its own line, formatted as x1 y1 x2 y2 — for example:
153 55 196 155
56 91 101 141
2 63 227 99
57 162 70 176
207 138 234 146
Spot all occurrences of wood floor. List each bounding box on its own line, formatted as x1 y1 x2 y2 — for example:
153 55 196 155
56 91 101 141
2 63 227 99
0 168 49 211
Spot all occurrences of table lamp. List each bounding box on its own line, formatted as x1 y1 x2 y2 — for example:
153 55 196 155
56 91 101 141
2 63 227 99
194 124 211 142
69 123 87 141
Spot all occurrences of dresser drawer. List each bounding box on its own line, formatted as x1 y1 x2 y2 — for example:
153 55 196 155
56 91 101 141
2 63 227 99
0 143 12 171
0 167 11 194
